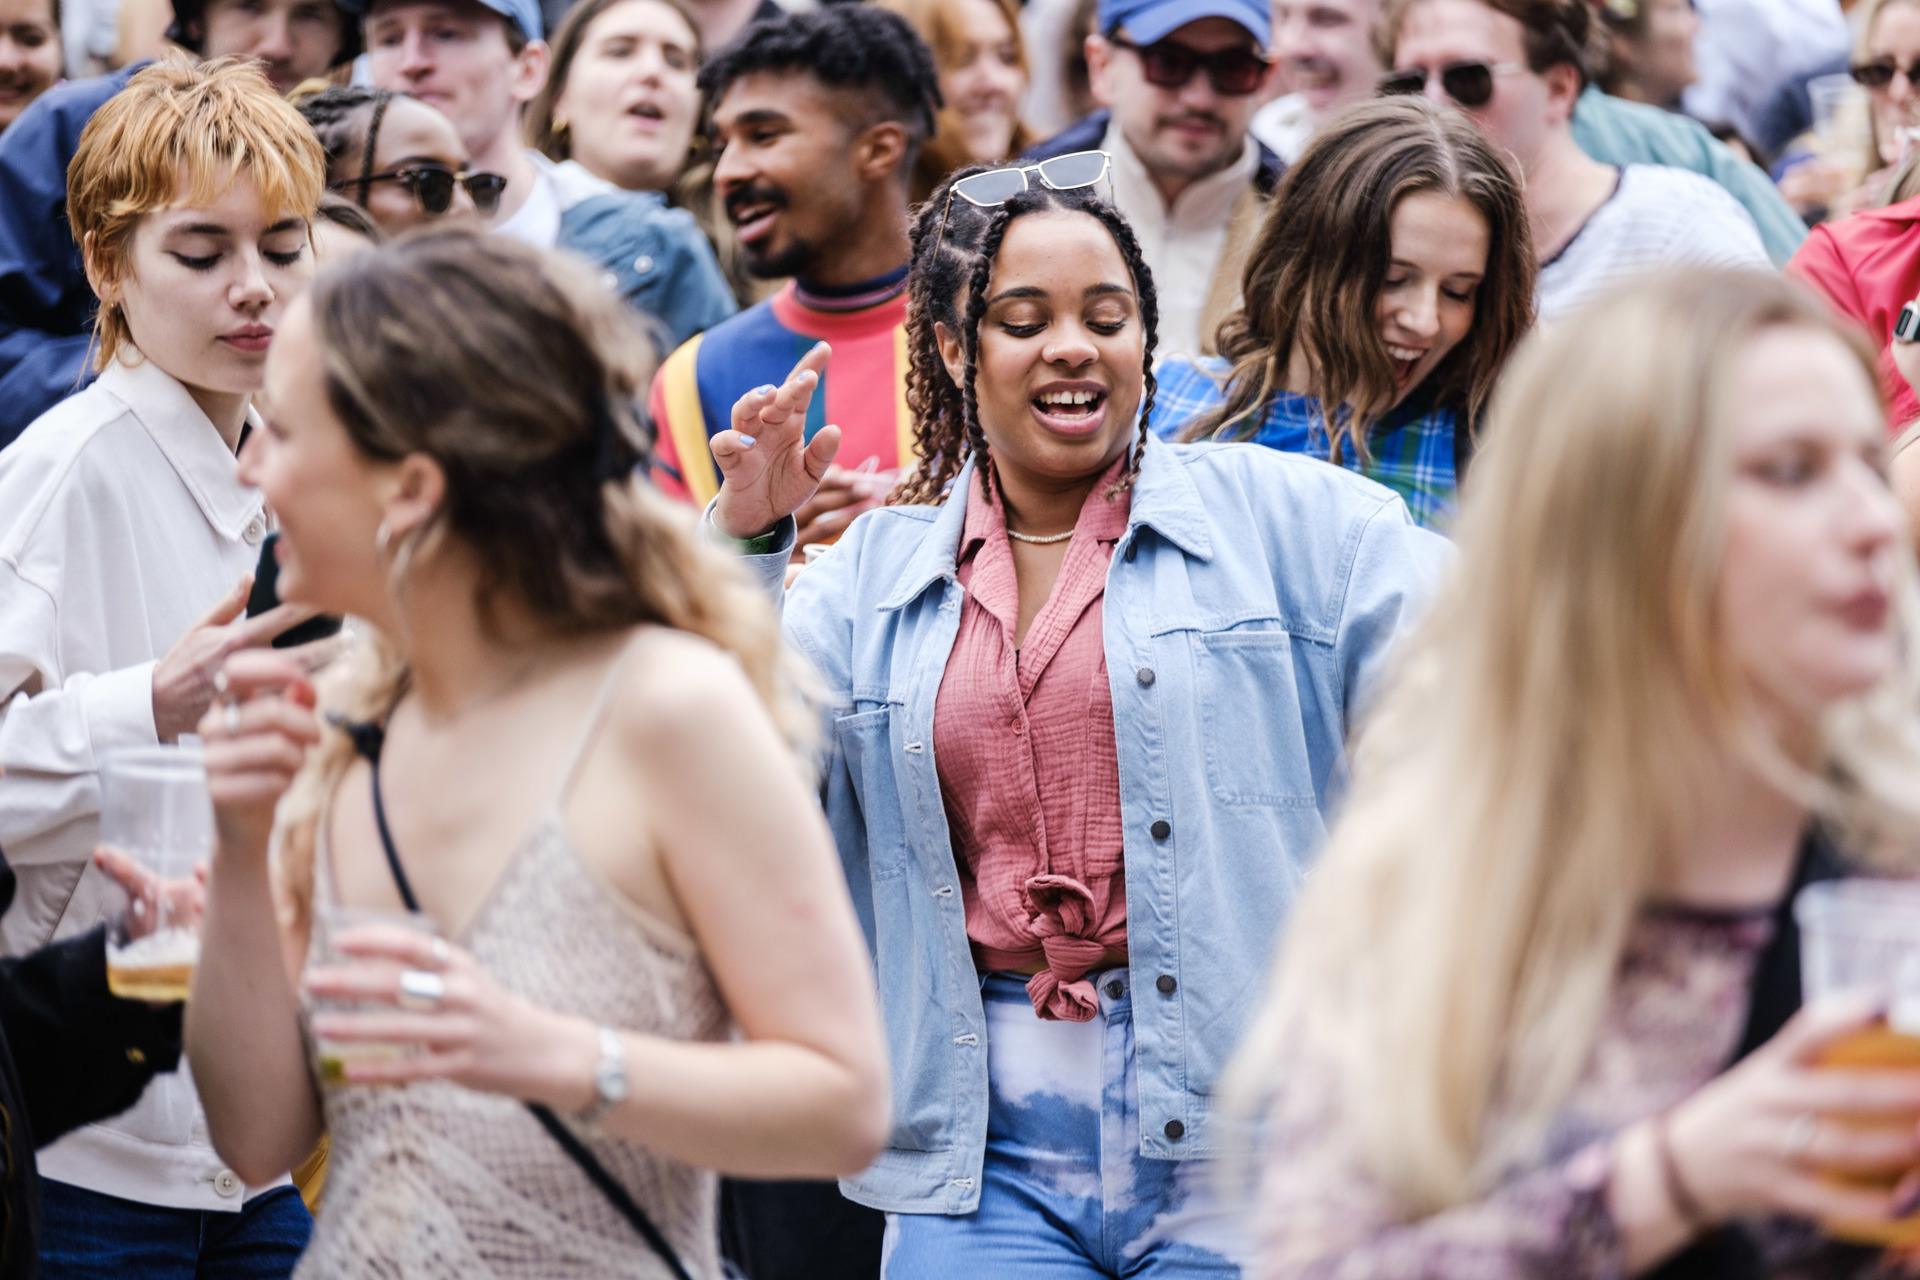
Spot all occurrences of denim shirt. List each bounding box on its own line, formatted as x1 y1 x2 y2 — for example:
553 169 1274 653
736 435 1451 1215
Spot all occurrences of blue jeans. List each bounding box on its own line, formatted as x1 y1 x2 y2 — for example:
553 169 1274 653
880 971 1247 1279
38 1179 310 1279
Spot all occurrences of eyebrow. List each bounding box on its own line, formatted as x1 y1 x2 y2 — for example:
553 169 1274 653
985 282 1135 305
1388 258 1485 278
165 217 307 237
716 108 791 129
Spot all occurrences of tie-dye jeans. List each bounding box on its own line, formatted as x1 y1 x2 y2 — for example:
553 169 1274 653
879 971 1249 1278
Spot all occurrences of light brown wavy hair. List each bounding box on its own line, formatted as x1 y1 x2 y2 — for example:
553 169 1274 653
272 228 814 929
1179 96 1534 464
68 56 325 372
876 0 1035 204
524 0 703 167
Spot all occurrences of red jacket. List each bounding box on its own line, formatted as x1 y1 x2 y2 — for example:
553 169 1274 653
1789 195 1920 432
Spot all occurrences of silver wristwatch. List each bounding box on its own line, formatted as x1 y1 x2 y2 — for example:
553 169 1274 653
574 1025 629 1126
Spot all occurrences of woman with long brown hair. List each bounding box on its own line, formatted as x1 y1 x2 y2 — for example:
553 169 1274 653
1231 269 1920 1276
185 229 888 1277
1155 96 1535 530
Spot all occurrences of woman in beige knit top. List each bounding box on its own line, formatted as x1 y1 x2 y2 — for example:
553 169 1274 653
184 229 889 1277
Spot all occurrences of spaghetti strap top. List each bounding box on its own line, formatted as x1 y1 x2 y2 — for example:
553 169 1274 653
296 640 729 1278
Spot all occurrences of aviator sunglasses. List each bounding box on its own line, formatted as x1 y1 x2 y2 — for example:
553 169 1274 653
935 150 1113 247
1851 57 1920 91
1378 60 1527 109
1107 34 1271 97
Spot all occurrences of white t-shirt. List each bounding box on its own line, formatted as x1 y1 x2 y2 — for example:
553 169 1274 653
495 157 564 249
1536 164 1772 321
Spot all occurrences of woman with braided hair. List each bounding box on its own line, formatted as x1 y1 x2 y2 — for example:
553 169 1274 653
295 85 504 236
706 166 1452 1277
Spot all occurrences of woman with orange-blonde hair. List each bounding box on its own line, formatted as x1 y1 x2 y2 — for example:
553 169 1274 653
877 0 1035 203
0 54 324 1279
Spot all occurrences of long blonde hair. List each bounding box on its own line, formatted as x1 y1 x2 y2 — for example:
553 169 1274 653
1225 270 1920 1216
272 228 814 931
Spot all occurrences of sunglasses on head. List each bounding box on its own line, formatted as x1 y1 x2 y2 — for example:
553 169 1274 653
1377 60 1527 109
1107 34 1271 97
333 163 509 217
935 150 1112 247
1851 57 1920 91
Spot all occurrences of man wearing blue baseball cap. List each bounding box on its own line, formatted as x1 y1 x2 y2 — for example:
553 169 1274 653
1026 0 1281 365
355 0 734 348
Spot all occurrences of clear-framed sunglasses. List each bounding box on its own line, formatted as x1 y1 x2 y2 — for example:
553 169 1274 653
935 150 1113 247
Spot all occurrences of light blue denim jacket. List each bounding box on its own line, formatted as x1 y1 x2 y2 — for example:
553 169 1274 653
736 435 1451 1215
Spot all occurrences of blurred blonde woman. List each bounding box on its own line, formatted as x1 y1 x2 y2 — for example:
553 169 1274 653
1230 270 1920 1277
876 0 1033 203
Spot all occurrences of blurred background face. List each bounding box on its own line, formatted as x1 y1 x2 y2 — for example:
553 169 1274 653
1626 0 1698 107
1392 0 1558 173
1088 16 1268 188
347 95 481 233
1271 0 1382 123
0 0 58 132
1719 327 1905 726
939 0 1026 163
201 0 348 93
1865 1 1920 167
365 0 533 160
554 0 701 191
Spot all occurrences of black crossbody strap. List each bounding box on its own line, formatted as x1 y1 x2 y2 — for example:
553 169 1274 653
346 722 694 1280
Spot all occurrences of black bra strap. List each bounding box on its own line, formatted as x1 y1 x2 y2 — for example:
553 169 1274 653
341 719 694 1280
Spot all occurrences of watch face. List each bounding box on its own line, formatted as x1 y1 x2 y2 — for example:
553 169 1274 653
1900 303 1920 342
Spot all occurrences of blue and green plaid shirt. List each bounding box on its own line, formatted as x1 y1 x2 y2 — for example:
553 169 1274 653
1149 356 1461 531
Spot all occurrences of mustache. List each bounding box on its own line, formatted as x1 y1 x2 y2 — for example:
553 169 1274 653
1157 111 1227 132
724 184 789 223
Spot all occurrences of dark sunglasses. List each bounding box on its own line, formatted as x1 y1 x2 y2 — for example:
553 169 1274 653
1107 34 1271 97
333 163 508 216
1378 60 1527 109
935 150 1112 247
1851 58 1920 91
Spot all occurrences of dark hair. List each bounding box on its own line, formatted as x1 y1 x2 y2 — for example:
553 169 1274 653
526 0 702 163
295 86 396 194
697 7 942 170
167 0 362 62
893 169 1158 506
1182 96 1536 461
1384 0 1591 88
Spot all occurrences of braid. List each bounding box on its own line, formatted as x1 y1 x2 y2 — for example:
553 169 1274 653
958 205 1017 503
295 86 388 175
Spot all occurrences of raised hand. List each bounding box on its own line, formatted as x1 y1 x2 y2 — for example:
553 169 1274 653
197 649 322 859
151 575 318 743
711 342 844 541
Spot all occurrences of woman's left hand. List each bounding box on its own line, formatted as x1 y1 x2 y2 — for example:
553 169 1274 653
93 845 207 942
304 925 594 1106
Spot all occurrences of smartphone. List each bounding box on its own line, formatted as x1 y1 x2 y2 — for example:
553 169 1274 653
245 531 343 649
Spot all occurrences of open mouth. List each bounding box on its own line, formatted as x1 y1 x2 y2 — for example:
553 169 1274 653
1290 60 1337 91
1031 386 1108 432
1386 342 1426 382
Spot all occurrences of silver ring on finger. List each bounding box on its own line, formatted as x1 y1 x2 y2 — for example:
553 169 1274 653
212 668 231 699
398 969 446 1010
1783 1112 1819 1163
224 701 242 735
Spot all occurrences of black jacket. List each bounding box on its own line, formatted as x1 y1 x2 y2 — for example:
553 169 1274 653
1022 109 1286 197
0 849 182 1278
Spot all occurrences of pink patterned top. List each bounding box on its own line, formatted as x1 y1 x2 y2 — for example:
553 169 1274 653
1255 904 1895 1279
932 460 1132 1022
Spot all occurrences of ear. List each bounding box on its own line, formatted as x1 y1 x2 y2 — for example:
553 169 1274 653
1085 33 1117 108
510 38 551 105
854 120 911 185
934 319 965 391
81 231 119 307
1541 60 1582 126
379 452 448 545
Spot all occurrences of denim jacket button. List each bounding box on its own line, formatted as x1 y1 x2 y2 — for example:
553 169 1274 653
1103 978 1124 999
1150 819 1171 841
1136 667 1155 686
1163 1120 1185 1141
1156 974 1176 995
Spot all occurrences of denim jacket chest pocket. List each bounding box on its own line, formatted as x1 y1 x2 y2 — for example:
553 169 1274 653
1189 626 1328 809
830 700 913 881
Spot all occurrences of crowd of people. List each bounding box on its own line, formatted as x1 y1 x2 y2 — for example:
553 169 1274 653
2 0 1920 1277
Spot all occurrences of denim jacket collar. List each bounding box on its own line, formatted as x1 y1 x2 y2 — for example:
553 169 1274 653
876 434 1215 613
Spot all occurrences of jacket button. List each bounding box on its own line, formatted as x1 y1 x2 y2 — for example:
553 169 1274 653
1136 667 1155 686
1156 974 1176 995
1150 819 1171 841
214 1169 241 1197
1104 978 1124 999
1163 1120 1185 1141
632 253 655 275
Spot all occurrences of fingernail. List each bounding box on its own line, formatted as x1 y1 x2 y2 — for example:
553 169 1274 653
737 434 756 447
754 385 776 396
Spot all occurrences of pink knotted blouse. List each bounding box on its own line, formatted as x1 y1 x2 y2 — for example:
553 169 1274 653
932 460 1131 1022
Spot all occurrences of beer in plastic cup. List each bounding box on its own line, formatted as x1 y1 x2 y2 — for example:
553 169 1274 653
100 745 212 1001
